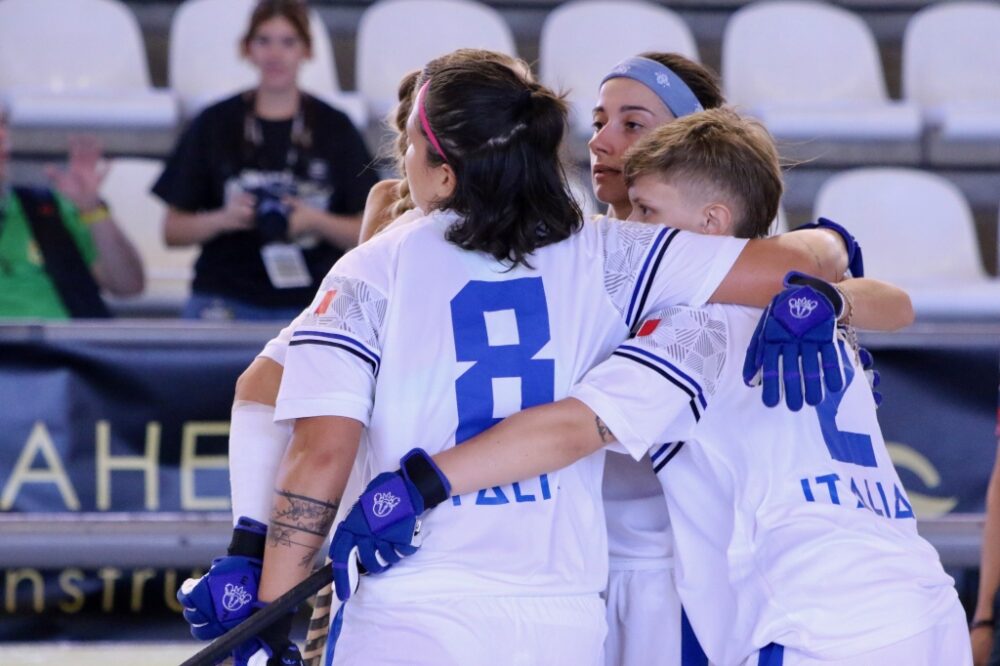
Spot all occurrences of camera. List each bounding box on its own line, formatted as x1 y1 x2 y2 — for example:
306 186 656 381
248 183 293 244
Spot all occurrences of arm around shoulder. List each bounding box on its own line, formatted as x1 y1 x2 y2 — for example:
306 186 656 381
837 278 914 331
711 229 849 307
433 398 608 496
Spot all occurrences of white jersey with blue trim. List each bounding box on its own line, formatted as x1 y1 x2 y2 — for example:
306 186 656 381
570 304 959 663
275 210 746 603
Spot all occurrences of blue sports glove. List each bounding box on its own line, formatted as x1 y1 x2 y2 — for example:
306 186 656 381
232 604 303 666
329 448 451 601
743 271 847 411
177 516 266 640
858 346 883 407
797 217 865 278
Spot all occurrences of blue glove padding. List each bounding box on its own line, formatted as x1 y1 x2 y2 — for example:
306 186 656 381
329 448 451 601
329 472 421 601
797 217 865 278
232 604 302 666
177 516 266 640
858 346 883 407
743 271 846 411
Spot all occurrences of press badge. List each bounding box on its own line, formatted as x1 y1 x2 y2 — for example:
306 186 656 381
261 243 311 288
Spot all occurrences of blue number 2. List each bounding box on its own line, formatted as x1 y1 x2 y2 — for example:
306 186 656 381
805 348 913 519
816 349 877 468
450 278 554 505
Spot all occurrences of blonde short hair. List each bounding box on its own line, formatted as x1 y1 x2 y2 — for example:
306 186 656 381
624 108 782 239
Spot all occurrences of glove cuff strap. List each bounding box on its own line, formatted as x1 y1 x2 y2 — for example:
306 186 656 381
229 517 268 558
401 448 452 510
809 217 863 278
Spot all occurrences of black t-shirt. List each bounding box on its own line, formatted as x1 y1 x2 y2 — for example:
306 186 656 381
152 91 378 308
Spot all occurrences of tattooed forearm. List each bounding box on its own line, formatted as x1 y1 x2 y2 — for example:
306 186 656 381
268 489 340 568
595 416 615 444
299 547 321 569
272 489 339 536
266 524 323 569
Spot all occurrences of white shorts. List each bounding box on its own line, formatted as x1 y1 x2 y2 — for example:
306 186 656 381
330 594 606 666
604 566 707 666
741 600 972 666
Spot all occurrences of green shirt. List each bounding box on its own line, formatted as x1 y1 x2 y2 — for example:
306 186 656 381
0 190 97 320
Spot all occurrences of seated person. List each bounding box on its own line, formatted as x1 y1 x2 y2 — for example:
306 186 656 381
0 106 144 319
153 0 378 321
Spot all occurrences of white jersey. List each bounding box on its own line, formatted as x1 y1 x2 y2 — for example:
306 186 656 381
259 208 428 366
571 304 959 663
603 452 674 568
275 210 746 603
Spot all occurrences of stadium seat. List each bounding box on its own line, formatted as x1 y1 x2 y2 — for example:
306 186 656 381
722 1 922 165
0 0 178 156
539 0 698 138
168 0 367 129
814 168 1000 319
356 0 516 120
99 158 197 313
903 2 1000 166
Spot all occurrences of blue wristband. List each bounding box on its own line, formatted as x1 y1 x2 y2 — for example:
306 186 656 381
401 448 452 509
798 217 865 278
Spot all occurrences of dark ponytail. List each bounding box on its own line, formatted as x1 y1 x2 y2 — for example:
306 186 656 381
420 60 582 267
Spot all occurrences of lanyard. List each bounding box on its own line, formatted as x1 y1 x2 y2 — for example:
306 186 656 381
242 90 312 173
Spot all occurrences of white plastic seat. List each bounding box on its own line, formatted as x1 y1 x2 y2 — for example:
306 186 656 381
814 168 1000 319
539 0 698 137
903 2 1000 165
356 0 516 120
0 0 178 149
722 1 921 163
100 159 197 311
169 0 367 129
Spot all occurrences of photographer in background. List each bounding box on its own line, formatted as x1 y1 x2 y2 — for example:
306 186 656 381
153 0 377 320
0 106 144 319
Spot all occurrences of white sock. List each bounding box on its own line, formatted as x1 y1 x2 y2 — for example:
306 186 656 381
229 400 292 525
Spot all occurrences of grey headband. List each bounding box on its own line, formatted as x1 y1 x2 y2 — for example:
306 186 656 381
601 56 704 118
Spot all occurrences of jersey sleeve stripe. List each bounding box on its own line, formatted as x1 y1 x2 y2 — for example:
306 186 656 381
612 349 703 422
625 227 676 328
616 343 708 410
651 441 676 462
651 441 686 473
288 339 378 374
630 229 680 331
292 330 381 367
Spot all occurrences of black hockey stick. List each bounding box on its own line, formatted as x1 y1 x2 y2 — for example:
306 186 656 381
180 563 332 666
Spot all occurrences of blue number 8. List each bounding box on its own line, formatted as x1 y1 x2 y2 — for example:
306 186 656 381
450 278 554 505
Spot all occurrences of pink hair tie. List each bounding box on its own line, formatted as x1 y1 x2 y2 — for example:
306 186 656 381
417 80 449 164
